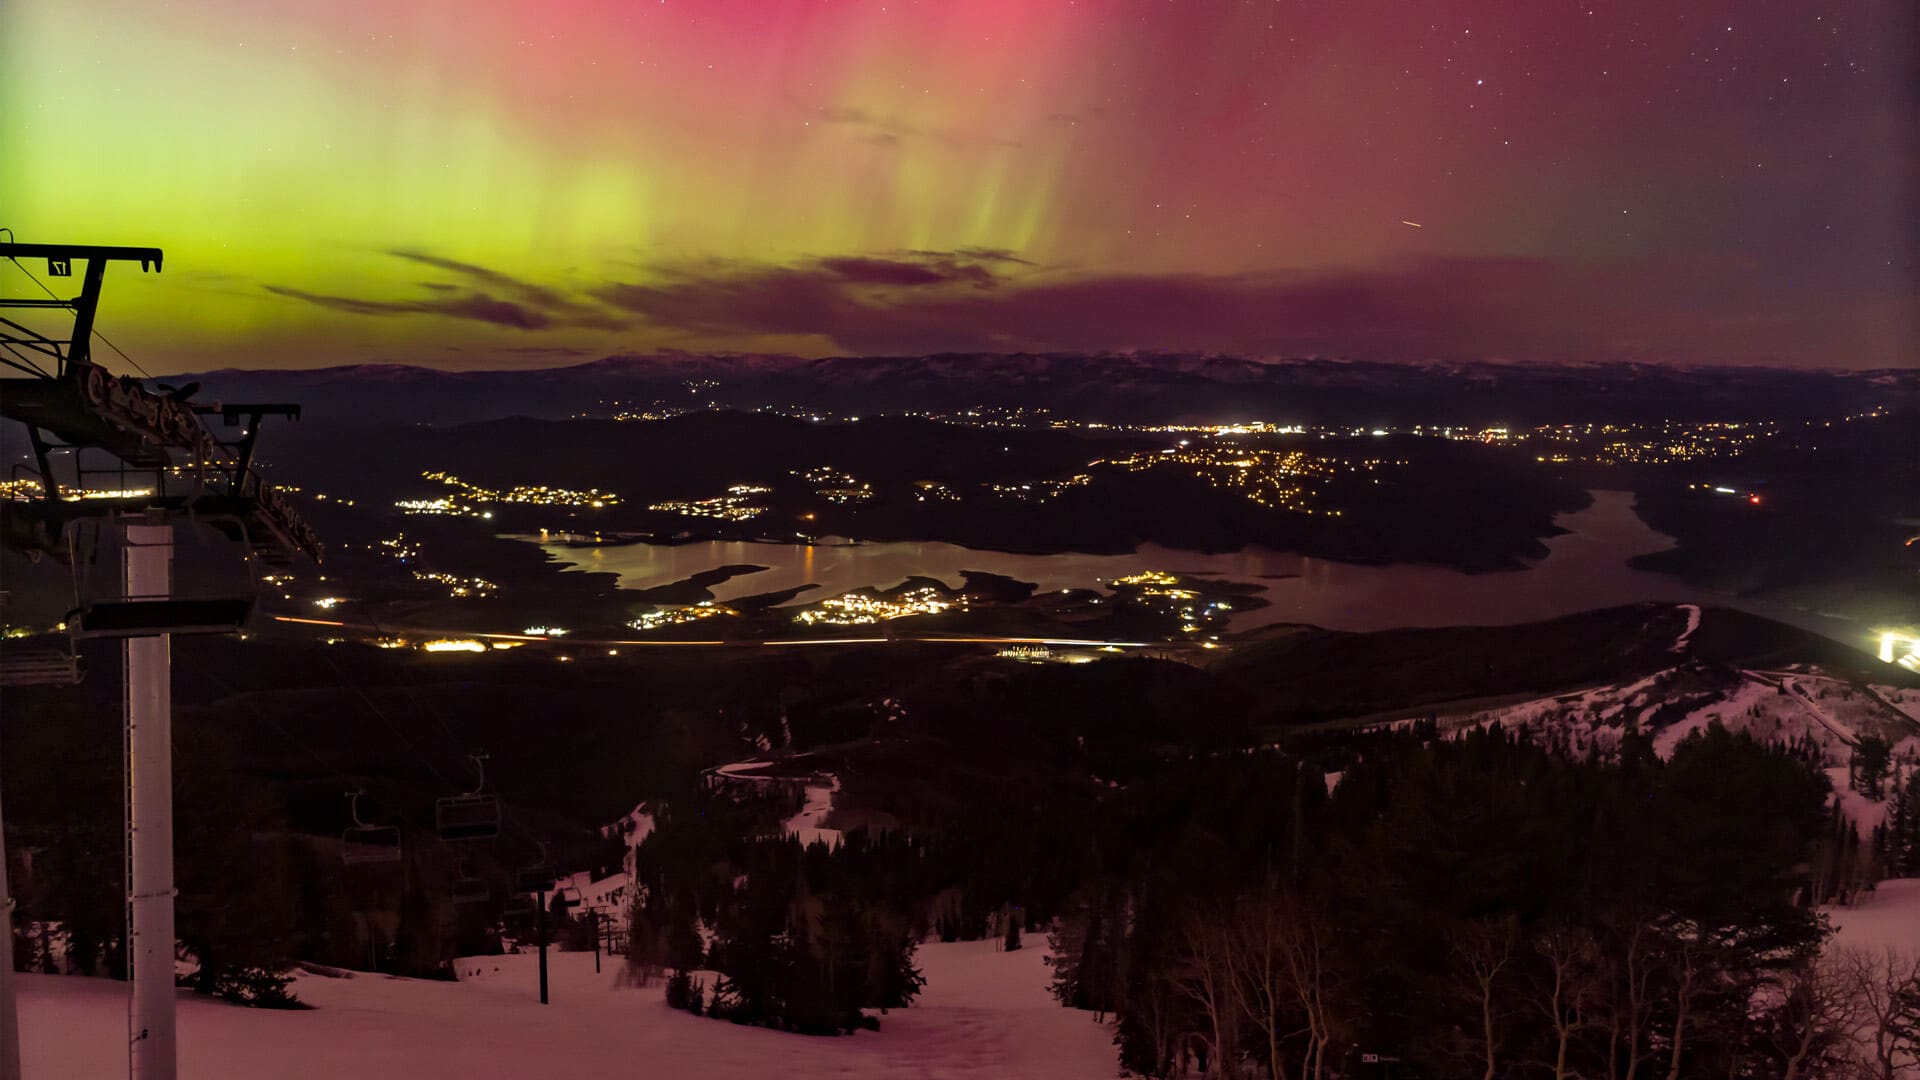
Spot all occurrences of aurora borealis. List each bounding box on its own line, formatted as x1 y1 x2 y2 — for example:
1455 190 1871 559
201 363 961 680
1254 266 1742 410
1 0 1912 372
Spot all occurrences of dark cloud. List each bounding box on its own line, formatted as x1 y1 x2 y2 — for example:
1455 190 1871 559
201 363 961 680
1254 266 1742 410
946 248 1034 266
592 252 1896 365
269 245 1898 365
818 257 952 286
265 250 628 331
388 249 572 309
818 255 997 288
386 249 627 329
264 285 553 330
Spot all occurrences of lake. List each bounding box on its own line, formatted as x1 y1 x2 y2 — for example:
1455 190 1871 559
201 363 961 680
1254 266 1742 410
523 490 1787 634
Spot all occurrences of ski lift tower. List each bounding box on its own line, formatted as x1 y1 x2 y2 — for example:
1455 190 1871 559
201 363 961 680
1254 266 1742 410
0 240 322 1080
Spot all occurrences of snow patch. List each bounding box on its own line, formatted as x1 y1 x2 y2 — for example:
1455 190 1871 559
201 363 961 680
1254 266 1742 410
785 775 842 848
1669 603 1701 653
1827 877 1920 953
17 941 1114 1079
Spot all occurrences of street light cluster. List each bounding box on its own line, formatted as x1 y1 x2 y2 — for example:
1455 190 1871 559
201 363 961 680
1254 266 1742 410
629 602 739 630
794 586 958 626
648 484 771 522
1096 446 1358 515
421 470 619 509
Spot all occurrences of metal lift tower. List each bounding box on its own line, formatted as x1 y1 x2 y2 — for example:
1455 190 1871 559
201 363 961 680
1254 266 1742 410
0 241 322 1080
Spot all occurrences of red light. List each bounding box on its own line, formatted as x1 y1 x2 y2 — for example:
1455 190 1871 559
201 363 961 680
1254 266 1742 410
1748 494 1762 505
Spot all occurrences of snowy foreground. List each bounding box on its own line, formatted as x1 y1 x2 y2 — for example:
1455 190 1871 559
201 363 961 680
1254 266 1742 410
16 888 1919 1078
18 941 1117 1079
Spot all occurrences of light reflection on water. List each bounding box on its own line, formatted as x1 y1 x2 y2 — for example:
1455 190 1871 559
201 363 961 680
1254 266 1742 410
524 491 1837 635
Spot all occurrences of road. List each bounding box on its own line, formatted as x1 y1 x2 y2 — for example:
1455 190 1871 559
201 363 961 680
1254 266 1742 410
271 614 1161 651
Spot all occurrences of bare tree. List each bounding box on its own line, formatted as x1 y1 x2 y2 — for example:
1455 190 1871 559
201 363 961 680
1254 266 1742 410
1175 906 1243 1078
1132 971 1184 1080
1529 923 1602 1080
1285 903 1340 1080
1663 922 1707 1080
1834 945 1920 1080
1451 913 1519 1080
1600 917 1659 1080
1228 892 1297 1080
1758 950 1862 1080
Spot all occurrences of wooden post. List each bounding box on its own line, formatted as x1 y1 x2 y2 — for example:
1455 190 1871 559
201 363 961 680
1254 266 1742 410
536 891 549 1005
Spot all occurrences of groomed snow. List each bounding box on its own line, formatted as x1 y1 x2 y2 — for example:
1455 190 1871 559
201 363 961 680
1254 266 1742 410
1873 685 1920 726
784 775 842 848
1670 603 1701 653
18 940 1117 1079
1827 877 1920 954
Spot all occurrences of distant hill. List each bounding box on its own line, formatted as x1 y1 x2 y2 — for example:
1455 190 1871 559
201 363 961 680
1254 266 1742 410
1213 603 1920 728
168 353 1920 427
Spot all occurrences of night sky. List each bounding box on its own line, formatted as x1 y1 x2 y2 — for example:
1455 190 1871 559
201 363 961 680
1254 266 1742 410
2 0 1912 372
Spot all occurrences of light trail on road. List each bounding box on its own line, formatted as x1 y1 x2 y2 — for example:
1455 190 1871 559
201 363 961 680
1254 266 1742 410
269 615 1161 651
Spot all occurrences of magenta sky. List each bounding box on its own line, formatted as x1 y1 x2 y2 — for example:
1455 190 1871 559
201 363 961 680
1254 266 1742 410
3 0 1913 370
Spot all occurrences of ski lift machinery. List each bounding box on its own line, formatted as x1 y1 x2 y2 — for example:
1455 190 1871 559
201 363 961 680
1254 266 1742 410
0 237 323 1080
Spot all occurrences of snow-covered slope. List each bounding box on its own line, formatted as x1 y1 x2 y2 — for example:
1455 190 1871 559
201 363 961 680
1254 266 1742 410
1427 661 1920 830
18 940 1114 1080
1828 878 1920 953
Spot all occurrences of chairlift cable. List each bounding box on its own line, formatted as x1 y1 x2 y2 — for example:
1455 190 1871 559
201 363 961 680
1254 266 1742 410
0 341 51 379
88 330 155 383
342 605 554 852
314 645 465 793
3 249 156 381
304 622 521 848
170 646 412 827
348 597 473 754
338 604 563 855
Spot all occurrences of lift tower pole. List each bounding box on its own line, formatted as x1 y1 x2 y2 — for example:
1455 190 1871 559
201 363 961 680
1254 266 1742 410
123 519 176 1080
2 735 22 1080
2 239 323 1080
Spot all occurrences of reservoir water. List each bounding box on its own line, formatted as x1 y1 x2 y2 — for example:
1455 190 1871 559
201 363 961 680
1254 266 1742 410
527 490 1758 634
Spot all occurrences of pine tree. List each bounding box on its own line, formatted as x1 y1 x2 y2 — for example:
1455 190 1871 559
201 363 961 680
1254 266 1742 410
1888 768 1917 876
666 968 693 1010
1047 905 1089 1006
870 928 925 1013
665 886 704 971
1854 736 1892 798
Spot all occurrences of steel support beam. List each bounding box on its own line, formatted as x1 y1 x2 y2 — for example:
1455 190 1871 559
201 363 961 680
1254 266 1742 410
123 521 176 1080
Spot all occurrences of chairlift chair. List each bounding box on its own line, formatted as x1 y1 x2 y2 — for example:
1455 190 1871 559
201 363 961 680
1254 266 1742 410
514 840 555 895
450 860 490 905
340 790 403 866
0 594 82 686
436 751 501 842
68 596 253 638
62 517 255 638
0 640 83 686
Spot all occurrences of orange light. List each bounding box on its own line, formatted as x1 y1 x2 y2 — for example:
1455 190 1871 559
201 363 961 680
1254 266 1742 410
274 615 346 627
